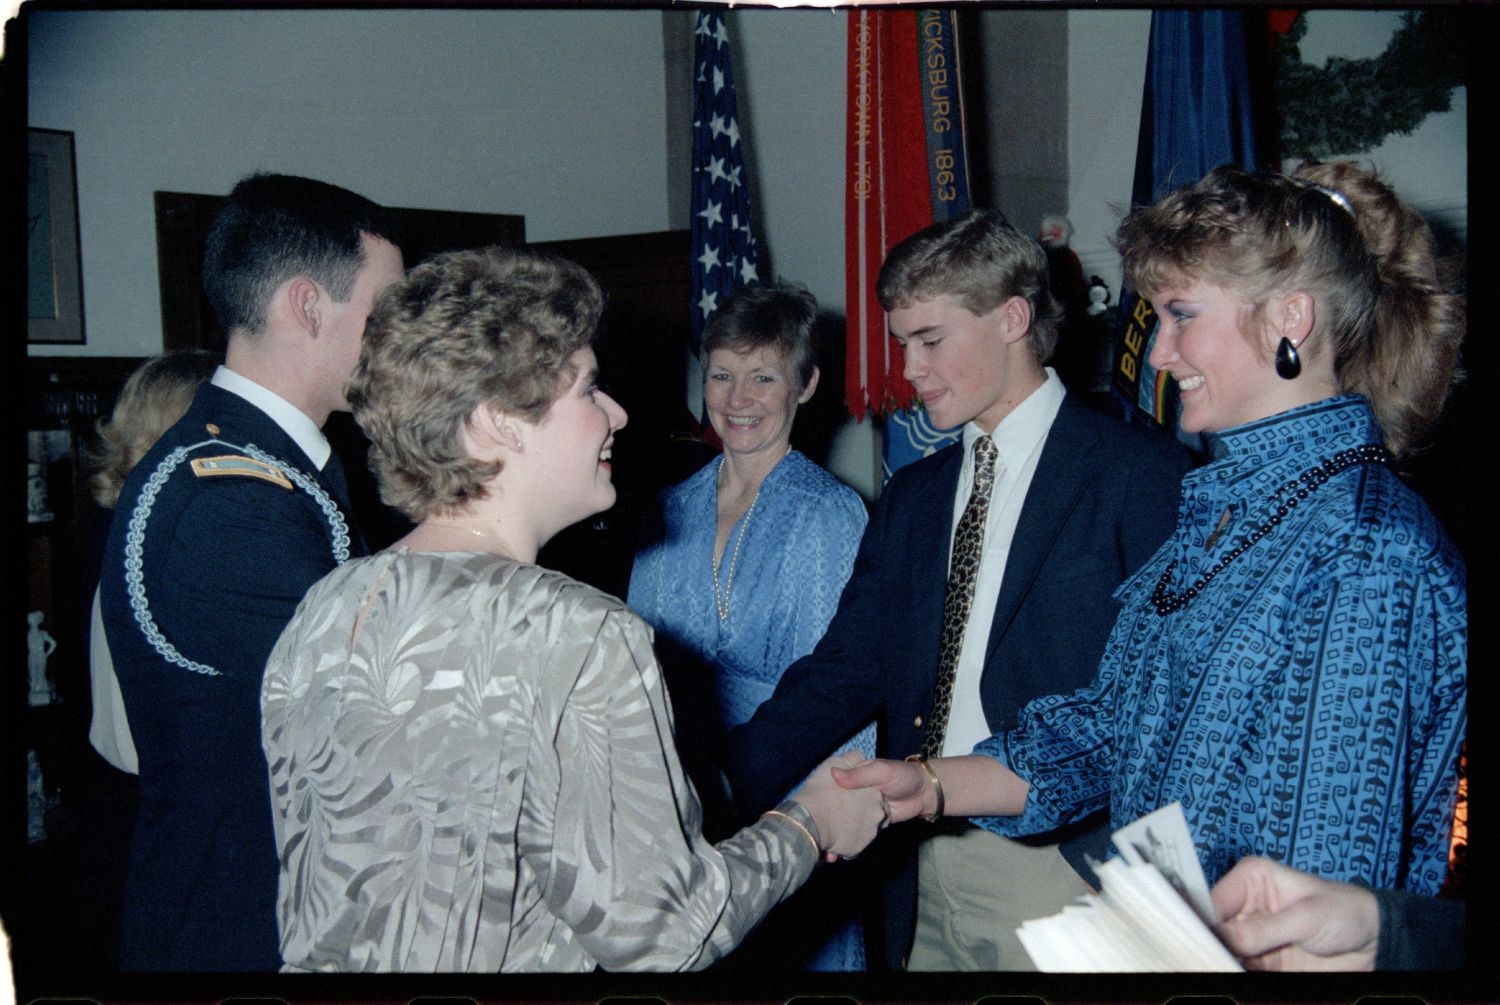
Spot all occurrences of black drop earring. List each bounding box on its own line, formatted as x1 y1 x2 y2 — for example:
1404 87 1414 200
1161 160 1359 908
1275 337 1302 380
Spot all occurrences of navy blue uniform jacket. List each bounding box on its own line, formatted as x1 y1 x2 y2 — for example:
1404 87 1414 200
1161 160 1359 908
725 393 1191 969
100 384 360 971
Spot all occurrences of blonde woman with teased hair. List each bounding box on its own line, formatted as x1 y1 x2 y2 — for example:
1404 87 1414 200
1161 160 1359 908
838 163 1466 948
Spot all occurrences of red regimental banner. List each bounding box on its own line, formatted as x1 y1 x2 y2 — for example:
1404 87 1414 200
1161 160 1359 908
845 9 933 419
845 9 879 420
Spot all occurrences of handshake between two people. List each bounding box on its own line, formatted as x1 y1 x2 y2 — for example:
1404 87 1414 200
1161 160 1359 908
786 753 989 863
783 751 892 863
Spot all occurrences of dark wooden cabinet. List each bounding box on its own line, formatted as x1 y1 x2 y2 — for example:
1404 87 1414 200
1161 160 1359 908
25 357 147 763
534 229 706 597
17 356 146 977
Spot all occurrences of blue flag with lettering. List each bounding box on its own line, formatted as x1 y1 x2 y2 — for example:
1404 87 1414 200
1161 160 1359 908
878 10 969 478
1112 10 1259 433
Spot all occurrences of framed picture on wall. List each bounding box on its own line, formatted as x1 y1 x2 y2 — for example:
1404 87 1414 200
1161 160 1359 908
27 128 85 344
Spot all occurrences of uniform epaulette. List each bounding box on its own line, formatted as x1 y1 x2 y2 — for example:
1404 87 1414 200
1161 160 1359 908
190 454 295 490
124 436 353 677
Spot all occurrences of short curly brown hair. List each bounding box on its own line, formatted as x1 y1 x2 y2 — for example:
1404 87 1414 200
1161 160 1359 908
347 246 604 520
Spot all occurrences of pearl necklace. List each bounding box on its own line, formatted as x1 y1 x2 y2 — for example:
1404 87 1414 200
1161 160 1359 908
712 448 789 622
713 485 761 622
1150 444 1390 616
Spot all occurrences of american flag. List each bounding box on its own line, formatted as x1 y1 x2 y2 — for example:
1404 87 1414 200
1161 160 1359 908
691 11 758 348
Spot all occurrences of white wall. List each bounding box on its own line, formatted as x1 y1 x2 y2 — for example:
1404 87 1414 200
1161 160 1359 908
1065 9 1468 298
27 8 1463 496
1066 10 1154 297
734 10 881 499
24 7 888 494
27 8 672 359
1291 10 1467 238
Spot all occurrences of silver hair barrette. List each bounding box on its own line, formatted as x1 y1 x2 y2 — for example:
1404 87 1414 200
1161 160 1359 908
1288 176 1355 218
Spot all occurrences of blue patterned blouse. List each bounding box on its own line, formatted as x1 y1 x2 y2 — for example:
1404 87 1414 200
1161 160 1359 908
973 396 1466 895
630 451 869 735
628 450 873 970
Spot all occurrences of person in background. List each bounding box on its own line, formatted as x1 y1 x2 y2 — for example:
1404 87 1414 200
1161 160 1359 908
836 162 1466 910
724 210 1190 970
69 349 219 971
1212 856 1464 971
628 283 873 971
86 350 222 774
99 173 404 970
262 247 886 972
1037 214 1096 395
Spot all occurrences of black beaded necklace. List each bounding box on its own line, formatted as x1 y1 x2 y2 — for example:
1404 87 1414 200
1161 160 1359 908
1150 444 1391 616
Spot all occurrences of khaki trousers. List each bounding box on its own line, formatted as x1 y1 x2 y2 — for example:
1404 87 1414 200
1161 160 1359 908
906 825 1088 971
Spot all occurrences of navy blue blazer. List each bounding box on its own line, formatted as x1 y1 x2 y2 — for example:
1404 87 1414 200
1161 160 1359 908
725 392 1191 969
100 383 360 971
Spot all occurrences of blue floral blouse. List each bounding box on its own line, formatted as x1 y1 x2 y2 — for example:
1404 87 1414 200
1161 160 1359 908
974 396 1466 895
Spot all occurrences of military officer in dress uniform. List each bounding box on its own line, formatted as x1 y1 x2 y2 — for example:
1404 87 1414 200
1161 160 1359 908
99 173 404 971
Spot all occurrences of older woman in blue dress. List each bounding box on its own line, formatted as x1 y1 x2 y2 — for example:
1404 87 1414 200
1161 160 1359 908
629 283 874 970
835 162 1466 944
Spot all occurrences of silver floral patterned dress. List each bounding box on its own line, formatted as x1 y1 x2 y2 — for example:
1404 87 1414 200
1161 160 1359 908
261 549 817 972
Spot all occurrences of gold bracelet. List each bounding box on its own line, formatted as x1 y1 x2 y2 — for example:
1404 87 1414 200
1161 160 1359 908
761 808 821 860
905 754 945 822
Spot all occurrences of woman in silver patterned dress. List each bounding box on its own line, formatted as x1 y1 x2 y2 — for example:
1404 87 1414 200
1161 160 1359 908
261 246 887 972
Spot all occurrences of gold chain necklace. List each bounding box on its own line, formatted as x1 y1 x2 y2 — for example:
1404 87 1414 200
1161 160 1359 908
428 522 489 540
423 520 519 560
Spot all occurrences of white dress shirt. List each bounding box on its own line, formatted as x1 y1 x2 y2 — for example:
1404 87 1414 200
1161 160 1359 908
938 368 1065 758
211 365 332 469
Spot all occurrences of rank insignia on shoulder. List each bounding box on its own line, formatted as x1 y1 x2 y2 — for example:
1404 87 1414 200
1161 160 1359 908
190 454 294 490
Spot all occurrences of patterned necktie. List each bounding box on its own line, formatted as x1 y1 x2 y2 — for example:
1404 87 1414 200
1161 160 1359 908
919 434 997 760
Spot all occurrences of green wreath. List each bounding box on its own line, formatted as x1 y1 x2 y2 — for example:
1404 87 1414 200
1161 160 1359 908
1275 11 1464 160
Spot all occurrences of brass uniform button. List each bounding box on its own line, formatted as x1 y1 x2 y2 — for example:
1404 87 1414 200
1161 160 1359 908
206 422 220 435
913 715 923 728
